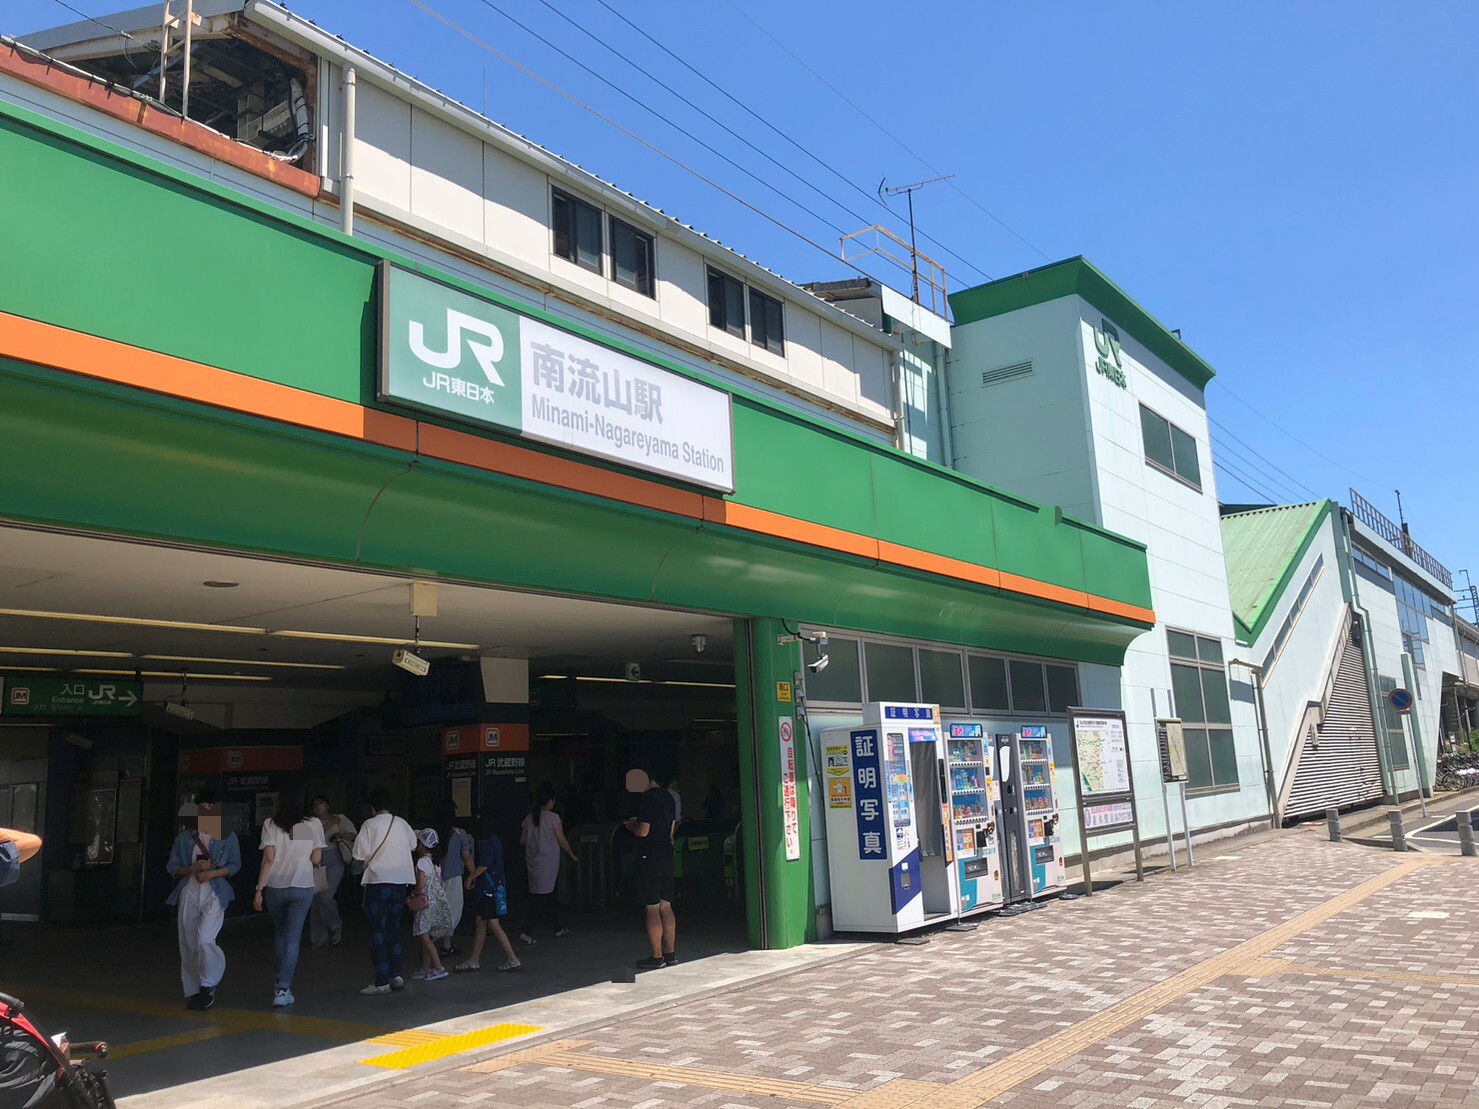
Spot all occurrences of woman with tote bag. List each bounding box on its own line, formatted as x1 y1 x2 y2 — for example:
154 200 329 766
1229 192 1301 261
309 795 355 947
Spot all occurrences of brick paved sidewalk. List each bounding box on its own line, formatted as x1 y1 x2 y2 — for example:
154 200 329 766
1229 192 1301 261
312 829 1479 1108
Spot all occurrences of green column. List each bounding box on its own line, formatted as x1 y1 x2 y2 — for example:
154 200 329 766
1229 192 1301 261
734 617 813 949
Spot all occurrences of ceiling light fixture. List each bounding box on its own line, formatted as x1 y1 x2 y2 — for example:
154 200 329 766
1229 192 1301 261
201 580 239 589
0 647 132 659
72 669 272 682
270 629 480 650
141 654 349 671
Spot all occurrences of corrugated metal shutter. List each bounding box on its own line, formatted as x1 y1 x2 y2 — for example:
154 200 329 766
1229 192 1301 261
1283 622 1385 820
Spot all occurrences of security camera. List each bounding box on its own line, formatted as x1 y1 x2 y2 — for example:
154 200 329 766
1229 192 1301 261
690 634 707 654
392 647 431 677
807 653 830 674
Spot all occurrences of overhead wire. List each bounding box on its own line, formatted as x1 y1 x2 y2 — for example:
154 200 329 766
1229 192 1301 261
1209 415 1322 501
1212 380 1382 490
532 0 941 277
1213 454 1283 504
1209 432 1310 504
462 0 864 249
585 0 994 285
45 0 140 40
720 0 1054 264
405 0 878 283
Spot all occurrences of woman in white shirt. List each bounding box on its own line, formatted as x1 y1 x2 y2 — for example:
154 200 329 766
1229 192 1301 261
253 795 325 1008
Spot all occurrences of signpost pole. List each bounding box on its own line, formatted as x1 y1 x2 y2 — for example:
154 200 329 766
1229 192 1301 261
1068 718 1093 897
1178 781 1195 866
1122 725 1145 882
1161 782 1178 871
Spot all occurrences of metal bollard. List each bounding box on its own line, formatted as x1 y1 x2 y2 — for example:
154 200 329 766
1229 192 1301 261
1326 807 1342 842
1388 809 1407 853
1458 811 1476 858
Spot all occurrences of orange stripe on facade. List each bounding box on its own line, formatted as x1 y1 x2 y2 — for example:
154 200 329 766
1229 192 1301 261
0 312 1154 626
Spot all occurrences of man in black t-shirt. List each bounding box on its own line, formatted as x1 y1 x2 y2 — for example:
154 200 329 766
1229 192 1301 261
624 768 677 970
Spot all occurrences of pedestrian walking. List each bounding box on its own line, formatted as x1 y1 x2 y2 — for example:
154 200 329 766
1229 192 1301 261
518 785 579 945
351 789 417 996
624 768 677 971
432 802 474 960
165 790 241 1010
455 817 521 973
409 829 453 981
309 795 356 948
252 795 325 1007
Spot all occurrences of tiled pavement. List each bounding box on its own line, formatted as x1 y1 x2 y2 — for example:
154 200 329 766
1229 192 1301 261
310 829 1479 1108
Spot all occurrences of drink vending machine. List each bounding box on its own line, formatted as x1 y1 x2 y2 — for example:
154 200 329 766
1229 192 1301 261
994 726 1067 901
822 702 958 934
944 722 1003 915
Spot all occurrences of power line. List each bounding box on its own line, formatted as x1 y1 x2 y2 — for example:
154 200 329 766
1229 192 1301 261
1209 415 1322 502
45 0 140 40
1212 380 1382 489
464 0 862 248
528 0 873 242
1210 432 1311 505
1214 455 1283 504
406 0 872 283
720 0 1053 265
586 0 993 285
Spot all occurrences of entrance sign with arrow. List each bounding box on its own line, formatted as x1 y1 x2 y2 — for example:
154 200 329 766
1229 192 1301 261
1 677 144 717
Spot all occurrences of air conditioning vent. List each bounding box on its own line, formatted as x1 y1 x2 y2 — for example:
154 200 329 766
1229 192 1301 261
981 360 1033 387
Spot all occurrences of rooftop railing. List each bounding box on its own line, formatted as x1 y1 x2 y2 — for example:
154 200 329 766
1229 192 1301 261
1349 488 1453 589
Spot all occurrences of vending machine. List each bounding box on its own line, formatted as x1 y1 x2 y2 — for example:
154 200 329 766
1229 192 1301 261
944 722 1003 915
822 702 958 934
994 726 1067 902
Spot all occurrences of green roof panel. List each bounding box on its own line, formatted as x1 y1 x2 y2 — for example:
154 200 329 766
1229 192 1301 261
1220 501 1333 644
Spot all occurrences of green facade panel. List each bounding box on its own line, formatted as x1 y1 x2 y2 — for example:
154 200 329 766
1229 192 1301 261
0 96 1153 663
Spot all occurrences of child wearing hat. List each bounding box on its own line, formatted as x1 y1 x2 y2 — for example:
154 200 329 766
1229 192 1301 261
409 827 453 981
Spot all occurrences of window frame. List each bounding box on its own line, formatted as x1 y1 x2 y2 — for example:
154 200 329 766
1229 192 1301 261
609 216 656 298
1139 403 1203 491
748 287 785 355
550 187 604 274
706 266 747 338
1168 627 1238 794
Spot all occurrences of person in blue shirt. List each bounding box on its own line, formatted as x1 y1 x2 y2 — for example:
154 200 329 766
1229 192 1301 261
165 790 241 1010
454 815 521 973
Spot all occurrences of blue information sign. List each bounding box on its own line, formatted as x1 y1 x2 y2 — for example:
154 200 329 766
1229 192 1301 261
949 723 984 738
851 728 886 860
883 705 934 721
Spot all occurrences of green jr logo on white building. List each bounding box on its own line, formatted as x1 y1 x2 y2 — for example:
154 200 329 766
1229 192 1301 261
379 263 523 433
1093 318 1128 389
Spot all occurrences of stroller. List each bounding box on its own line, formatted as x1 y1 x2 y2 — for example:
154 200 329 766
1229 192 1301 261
0 991 114 1108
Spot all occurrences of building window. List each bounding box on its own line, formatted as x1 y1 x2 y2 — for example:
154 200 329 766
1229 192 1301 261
551 188 603 272
749 287 785 355
804 636 861 703
1394 575 1437 670
1377 675 1410 770
610 217 655 297
706 267 746 338
1139 405 1201 490
1169 629 1237 792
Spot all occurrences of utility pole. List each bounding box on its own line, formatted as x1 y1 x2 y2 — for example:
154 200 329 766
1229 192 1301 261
881 175 954 305
1395 488 1413 555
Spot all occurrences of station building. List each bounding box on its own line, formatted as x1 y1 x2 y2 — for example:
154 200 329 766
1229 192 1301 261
0 3 1155 946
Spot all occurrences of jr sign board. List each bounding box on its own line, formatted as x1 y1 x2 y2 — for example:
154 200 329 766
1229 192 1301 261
378 263 735 492
2 677 142 717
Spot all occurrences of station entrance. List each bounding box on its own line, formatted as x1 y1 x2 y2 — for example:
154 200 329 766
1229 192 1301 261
0 525 744 935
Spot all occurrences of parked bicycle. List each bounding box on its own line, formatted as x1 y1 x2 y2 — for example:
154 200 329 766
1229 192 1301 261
0 990 115 1108
1434 751 1479 793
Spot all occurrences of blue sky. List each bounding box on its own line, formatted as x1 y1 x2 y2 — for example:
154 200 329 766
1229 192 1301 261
11 1 1479 599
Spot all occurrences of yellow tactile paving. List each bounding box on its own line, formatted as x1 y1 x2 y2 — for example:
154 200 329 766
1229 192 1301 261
359 1022 541 1069
366 1030 446 1047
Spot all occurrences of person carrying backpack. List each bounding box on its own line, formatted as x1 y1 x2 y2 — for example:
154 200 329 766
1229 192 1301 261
455 816 521 973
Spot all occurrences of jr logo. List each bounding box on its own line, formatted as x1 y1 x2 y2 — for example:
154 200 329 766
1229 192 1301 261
1092 318 1128 389
409 309 508 387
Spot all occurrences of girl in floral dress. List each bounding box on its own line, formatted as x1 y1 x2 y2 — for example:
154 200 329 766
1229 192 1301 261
410 828 454 981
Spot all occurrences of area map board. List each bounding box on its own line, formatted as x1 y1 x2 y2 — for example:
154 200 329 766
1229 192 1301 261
1066 708 1138 837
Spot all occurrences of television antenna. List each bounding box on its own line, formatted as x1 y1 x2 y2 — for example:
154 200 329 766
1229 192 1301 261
880 175 954 304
